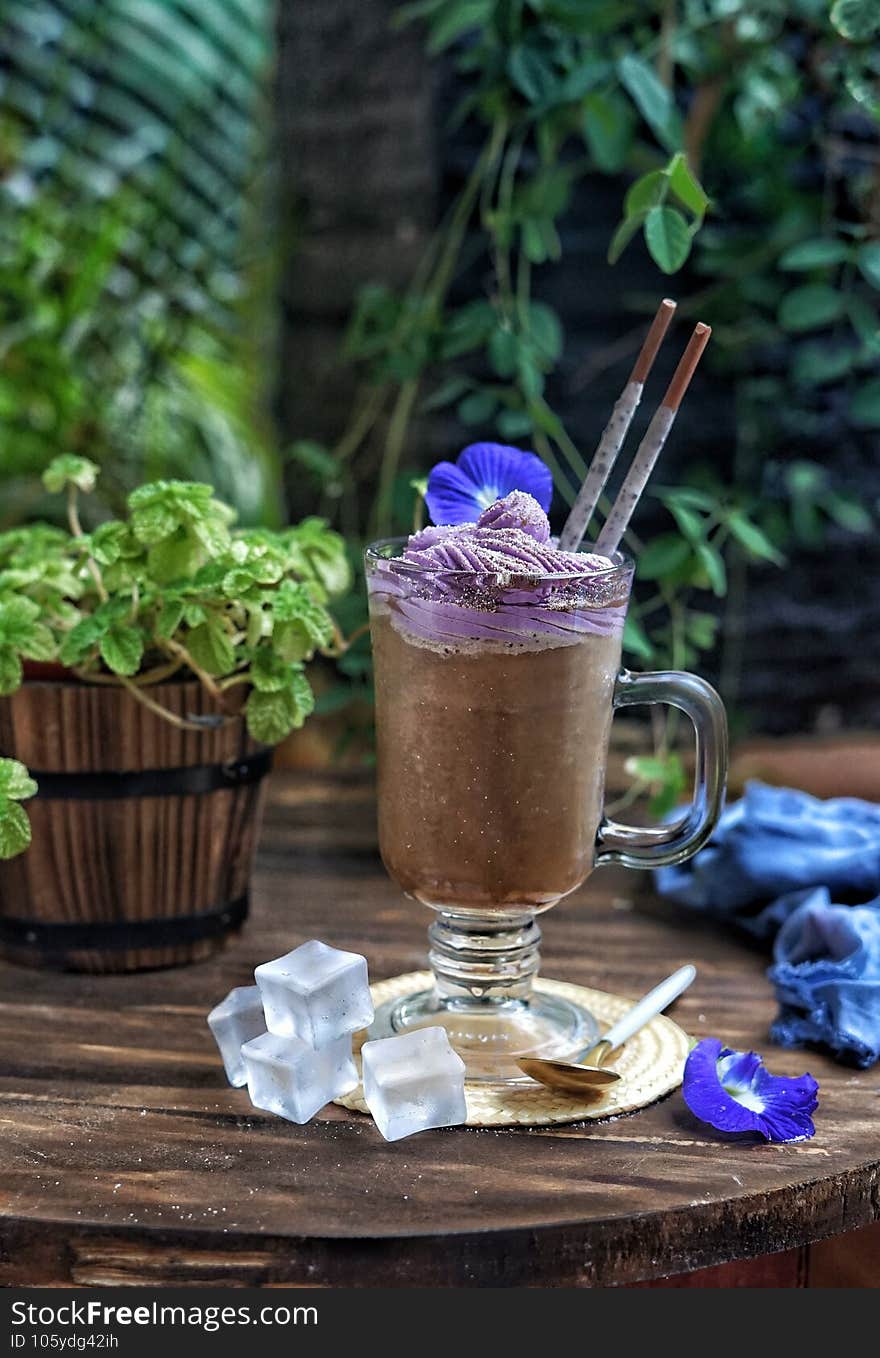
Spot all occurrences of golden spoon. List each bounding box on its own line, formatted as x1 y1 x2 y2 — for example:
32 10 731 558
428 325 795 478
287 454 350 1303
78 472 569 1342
516 964 696 1094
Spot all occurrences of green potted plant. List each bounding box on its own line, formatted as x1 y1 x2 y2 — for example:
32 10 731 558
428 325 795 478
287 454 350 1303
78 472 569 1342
0 456 351 973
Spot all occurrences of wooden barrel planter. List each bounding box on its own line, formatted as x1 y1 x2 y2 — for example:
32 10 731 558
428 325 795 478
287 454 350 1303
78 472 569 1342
0 679 271 973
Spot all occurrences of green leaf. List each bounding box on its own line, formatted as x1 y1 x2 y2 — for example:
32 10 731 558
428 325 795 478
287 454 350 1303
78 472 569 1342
778 285 845 332
222 567 260 597
0 597 40 648
607 214 643 265
287 520 351 600
848 296 880 351
90 521 132 566
696 542 727 597
58 614 106 667
831 0 880 41
0 759 37 800
274 620 314 663
273 580 334 646
786 461 826 498
686 612 719 650
458 390 497 424
850 378 880 427
727 513 786 565
779 239 851 270
0 799 31 860
508 45 558 105
21 623 56 662
131 502 180 544
636 533 692 580
825 493 872 533
656 486 716 511
147 535 202 584
285 669 315 729
517 351 545 400
522 217 548 264
667 503 705 541
287 440 339 485
156 598 185 640
441 301 495 358
0 647 23 695
617 53 683 153
624 170 667 218
527 303 563 363
99 624 144 677
497 408 533 438
251 647 292 693
245 672 314 745
622 615 654 661
183 602 208 628
42 455 99 495
857 241 880 290
488 327 519 378
648 757 687 819
421 377 472 413
186 620 235 676
582 90 635 172
425 0 490 53
245 690 292 744
791 342 855 387
644 206 692 274
667 153 709 219
190 514 231 556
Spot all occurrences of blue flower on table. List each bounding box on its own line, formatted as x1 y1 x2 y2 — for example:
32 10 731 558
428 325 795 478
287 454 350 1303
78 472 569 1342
425 442 553 526
682 1037 818 1142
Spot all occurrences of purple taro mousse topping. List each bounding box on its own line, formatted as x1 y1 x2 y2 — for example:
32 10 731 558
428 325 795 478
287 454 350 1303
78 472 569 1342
369 492 631 649
475 490 550 540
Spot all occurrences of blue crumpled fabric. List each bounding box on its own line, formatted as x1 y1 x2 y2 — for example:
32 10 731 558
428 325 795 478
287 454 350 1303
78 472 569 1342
655 782 880 1066
769 888 880 1068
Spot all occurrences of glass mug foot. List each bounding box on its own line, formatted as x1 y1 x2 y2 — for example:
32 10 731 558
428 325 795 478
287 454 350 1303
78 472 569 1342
366 911 599 1085
369 989 599 1085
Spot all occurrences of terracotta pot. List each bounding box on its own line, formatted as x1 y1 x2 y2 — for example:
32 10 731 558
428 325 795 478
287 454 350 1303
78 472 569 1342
0 680 270 973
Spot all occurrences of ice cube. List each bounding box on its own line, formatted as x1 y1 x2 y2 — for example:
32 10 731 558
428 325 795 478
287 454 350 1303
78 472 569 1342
241 1031 357 1124
207 985 266 1087
255 939 374 1046
361 1026 467 1142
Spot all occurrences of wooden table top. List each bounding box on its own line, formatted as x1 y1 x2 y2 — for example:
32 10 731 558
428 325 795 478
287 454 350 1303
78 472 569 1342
2 772 878 1287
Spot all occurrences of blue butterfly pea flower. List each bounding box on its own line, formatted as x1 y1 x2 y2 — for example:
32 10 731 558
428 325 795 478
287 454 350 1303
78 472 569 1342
683 1037 818 1142
425 442 553 526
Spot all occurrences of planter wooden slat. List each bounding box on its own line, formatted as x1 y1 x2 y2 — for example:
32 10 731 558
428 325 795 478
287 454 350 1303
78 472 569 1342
0 680 268 973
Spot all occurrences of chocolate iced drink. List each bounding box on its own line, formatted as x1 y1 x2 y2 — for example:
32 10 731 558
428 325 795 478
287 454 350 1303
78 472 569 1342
367 492 633 914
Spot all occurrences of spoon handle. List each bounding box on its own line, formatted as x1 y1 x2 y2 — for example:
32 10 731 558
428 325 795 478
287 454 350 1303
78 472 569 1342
601 964 696 1052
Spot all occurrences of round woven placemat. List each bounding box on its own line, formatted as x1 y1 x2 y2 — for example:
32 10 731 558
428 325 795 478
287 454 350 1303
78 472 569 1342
334 970 691 1128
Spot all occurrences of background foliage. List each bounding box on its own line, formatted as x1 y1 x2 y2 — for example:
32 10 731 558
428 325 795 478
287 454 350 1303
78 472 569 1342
0 0 283 525
288 0 880 788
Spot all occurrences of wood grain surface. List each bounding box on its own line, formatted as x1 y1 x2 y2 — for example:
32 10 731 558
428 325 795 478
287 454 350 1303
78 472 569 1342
0 681 264 972
1 772 877 1287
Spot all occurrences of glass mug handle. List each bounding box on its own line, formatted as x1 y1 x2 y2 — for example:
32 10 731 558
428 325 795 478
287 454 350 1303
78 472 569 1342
596 669 728 869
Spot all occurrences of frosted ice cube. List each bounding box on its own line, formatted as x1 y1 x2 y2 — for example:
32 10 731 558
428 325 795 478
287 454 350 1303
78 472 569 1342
241 1031 357 1124
207 985 266 1087
255 939 374 1046
361 1026 467 1142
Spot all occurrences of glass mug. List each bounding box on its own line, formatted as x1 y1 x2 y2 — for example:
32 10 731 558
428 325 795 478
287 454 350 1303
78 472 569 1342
365 541 727 1082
